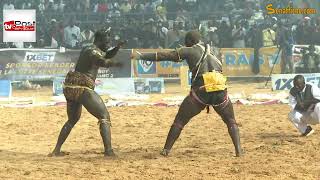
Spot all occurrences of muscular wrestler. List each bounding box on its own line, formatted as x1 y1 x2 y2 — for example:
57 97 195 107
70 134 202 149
49 28 124 157
135 31 243 157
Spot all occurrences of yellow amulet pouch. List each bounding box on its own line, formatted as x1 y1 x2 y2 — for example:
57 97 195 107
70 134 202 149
202 71 227 92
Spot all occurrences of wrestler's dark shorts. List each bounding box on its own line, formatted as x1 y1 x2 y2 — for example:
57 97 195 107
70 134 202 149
194 88 227 105
63 71 95 102
191 77 227 106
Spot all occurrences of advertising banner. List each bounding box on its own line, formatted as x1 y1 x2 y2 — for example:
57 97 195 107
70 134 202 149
132 49 187 78
220 48 255 76
259 46 281 75
134 78 165 94
0 49 132 80
271 73 320 90
53 77 164 96
0 80 12 97
95 78 135 95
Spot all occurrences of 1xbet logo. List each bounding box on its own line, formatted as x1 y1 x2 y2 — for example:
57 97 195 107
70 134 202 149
3 20 36 31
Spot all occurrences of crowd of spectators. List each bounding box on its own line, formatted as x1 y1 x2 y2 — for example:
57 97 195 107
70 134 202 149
0 0 319 50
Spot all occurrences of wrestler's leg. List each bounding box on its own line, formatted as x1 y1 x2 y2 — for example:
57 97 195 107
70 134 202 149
213 99 243 157
161 95 205 156
50 101 82 156
79 90 115 156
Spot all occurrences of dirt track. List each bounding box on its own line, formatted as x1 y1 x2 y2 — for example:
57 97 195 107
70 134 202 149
0 83 319 179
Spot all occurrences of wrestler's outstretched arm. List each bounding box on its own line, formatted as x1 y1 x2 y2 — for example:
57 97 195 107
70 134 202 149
105 41 127 59
138 47 193 62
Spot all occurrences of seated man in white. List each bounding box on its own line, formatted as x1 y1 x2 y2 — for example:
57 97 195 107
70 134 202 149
288 75 320 136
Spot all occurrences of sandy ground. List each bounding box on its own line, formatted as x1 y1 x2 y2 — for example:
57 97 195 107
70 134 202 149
0 82 319 180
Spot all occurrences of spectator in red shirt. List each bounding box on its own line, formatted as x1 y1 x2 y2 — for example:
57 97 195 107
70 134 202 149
97 0 108 13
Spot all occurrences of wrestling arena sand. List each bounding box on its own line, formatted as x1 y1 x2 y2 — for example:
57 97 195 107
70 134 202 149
0 82 319 180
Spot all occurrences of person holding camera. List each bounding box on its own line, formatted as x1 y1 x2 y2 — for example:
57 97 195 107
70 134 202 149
276 21 294 74
288 75 320 136
301 45 320 73
232 21 246 48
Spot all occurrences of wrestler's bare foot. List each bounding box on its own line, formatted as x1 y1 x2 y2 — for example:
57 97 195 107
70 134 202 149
235 149 244 157
160 149 170 157
48 150 70 157
104 149 117 158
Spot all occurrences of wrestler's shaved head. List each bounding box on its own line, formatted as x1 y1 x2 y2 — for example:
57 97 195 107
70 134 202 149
94 27 111 43
185 30 201 47
94 27 111 52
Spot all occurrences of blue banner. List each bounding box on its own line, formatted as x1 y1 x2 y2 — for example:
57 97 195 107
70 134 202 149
0 80 12 97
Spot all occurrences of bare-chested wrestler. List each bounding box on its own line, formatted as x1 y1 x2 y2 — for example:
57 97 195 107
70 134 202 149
135 31 243 157
49 28 125 157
